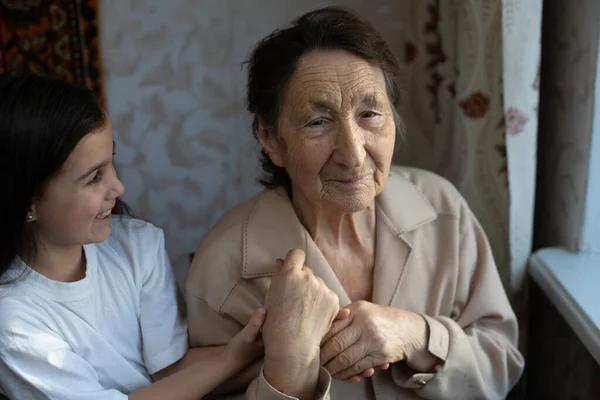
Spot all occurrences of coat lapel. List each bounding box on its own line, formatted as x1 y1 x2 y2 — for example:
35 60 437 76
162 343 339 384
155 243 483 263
241 167 437 309
239 168 438 400
242 190 351 306
371 169 437 306
371 208 412 306
304 238 352 306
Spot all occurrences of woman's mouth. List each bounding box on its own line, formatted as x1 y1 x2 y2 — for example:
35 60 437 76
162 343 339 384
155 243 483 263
333 174 370 186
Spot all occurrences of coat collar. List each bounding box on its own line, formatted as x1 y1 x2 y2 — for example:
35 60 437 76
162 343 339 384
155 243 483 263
242 169 437 306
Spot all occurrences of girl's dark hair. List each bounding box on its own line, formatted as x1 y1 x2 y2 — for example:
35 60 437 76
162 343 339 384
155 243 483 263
245 6 403 192
0 74 127 284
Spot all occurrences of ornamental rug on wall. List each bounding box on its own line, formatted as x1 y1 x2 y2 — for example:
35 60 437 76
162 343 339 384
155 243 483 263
0 0 104 102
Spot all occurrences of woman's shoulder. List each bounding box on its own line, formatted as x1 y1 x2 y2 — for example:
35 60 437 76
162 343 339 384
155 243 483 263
387 166 466 217
186 192 268 300
192 192 267 258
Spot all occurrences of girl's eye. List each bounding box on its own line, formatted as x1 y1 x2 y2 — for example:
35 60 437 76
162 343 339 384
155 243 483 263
89 171 102 185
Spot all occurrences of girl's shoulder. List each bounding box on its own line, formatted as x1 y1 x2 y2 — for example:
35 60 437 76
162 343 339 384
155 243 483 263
95 217 168 279
103 217 165 251
0 292 53 345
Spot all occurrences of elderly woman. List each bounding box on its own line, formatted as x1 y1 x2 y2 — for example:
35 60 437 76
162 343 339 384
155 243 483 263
187 6 524 400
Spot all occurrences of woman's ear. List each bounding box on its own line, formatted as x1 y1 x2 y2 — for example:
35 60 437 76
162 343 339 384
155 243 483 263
257 119 284 167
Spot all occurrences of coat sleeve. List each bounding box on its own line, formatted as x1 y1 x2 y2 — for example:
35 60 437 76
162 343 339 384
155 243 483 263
187 274 332 400
391 198 525 399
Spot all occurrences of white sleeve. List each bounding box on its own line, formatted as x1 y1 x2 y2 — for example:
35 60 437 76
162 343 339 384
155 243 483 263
0 328 127 400
139 229 189 375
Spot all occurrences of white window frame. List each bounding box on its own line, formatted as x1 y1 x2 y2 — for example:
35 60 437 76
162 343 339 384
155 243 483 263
580 29 600 254
529 30 600 366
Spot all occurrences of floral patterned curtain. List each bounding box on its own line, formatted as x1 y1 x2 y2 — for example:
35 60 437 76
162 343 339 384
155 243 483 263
396 0 542 302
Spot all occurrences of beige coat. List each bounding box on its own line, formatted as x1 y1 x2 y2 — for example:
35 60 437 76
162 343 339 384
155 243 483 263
186 166 524 400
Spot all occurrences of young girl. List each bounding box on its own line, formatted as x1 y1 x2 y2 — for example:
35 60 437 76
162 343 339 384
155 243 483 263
0 74 265 400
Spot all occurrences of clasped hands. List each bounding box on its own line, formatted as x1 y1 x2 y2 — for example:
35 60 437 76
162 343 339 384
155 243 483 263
262 249 438 386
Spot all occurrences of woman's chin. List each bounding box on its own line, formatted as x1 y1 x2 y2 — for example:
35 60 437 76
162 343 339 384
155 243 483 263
327 194 375 214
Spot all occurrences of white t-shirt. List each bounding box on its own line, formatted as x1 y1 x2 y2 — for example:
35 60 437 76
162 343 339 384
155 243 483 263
0 218 188 400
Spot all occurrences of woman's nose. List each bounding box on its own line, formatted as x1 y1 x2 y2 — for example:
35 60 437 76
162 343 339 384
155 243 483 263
332 122 366 168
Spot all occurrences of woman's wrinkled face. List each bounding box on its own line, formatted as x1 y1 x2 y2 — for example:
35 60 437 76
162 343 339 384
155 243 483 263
261 50 396 213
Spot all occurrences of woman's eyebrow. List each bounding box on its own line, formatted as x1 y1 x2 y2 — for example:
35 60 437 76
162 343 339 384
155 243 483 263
359 93 383 107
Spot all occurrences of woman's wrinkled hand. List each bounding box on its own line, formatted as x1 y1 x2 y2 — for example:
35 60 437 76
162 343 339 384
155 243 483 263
262 248 341 371
320 300 439 381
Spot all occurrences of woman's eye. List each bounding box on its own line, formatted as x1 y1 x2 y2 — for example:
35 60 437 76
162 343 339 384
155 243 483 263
362 111 377 118
309 119 326 126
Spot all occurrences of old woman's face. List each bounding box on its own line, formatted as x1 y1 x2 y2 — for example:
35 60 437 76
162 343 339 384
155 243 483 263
264 50 396 213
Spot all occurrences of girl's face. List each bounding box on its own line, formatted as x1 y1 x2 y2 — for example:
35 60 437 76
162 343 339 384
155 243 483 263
30 119 125 250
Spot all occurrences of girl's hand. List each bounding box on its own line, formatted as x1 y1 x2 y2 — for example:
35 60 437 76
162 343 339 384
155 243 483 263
225 308 266 367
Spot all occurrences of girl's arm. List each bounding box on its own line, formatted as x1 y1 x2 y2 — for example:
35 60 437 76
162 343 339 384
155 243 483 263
150 345 223 382
153 348 264 395
130 308 265 400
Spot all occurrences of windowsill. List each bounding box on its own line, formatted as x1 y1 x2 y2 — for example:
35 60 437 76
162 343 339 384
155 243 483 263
528 247 600 365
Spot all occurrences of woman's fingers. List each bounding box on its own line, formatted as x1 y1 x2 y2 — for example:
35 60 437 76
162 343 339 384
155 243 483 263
341 367 376 384
335 307 351 320
344 375 362 383
323 341 367 376
280 248 306 271
332 356 378 381
362 368 375 377
321 314 354 346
